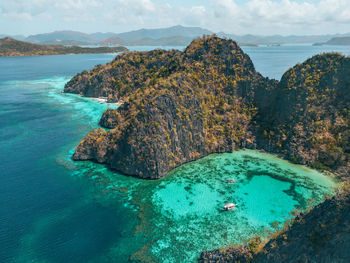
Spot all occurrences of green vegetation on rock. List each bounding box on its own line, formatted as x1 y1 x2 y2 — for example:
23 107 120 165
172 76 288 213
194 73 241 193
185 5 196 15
65 35 349 180
256 53 350 178
67 35 277 178
0 37 127 57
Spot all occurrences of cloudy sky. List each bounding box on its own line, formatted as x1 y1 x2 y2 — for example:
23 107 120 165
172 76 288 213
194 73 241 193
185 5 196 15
0 0 349 36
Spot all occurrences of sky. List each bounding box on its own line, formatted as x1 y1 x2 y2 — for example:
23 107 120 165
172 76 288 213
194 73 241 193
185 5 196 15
0 0 349 36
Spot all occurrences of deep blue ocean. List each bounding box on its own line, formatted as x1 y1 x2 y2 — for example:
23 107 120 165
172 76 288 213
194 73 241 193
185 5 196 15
0 45 349 262
0 54 142 263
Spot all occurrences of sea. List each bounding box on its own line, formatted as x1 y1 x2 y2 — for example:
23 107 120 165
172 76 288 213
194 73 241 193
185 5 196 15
1 44 349 263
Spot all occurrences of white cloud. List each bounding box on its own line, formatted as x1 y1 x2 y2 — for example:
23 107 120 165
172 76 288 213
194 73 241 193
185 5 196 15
2 12 33 21
0 0 349 35
205 0 350 34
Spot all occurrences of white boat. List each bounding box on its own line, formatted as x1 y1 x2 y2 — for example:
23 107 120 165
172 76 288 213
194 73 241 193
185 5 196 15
223 203 237 211
225 179 236 184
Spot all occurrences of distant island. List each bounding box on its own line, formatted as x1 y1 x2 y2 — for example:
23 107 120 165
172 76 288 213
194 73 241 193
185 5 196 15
0 37 127 57
2 25 349 47
314 36 350 46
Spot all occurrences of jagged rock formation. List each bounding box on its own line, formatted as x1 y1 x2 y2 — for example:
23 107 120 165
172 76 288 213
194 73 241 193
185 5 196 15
66 36 276 178
64 49 182 99
64 36 349 180
199 191 350 263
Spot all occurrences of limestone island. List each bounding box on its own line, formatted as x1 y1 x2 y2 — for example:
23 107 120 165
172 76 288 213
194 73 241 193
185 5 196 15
65 35 349 180
64 36 350 262
0 37 127 57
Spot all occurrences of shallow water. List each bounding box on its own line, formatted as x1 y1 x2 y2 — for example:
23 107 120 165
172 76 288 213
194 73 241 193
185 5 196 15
0 47 344 262
57 148 336 262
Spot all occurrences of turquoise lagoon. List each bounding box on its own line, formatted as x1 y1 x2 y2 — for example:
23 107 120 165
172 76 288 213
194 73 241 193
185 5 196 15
0 46 348 262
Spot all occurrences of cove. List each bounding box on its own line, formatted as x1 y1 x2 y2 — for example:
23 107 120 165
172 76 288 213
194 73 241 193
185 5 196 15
71 149 337 262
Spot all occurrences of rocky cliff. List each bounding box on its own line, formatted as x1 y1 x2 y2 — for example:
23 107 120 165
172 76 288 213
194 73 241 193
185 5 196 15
66 36 276 178
65 36 349 180
256 53 350 179
199 189 350 263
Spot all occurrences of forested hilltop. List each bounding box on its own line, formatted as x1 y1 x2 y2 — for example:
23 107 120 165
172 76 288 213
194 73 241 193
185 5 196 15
0 37 127 57
65 35 349 180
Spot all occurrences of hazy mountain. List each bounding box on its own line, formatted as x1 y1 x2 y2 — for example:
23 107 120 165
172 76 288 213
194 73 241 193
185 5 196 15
115 25 213 42
22 26 212 46
40 40 94 46
0 34 26 41
25 30 99 44
90 32 119 41
219 32 350 45
101 35 196 46
100 37 127 46
314 36 350 46
6 26 350 47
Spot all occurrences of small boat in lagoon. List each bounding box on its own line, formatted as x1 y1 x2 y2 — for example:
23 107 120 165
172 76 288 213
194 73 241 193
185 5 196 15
223 203 237 211
225 179 236 184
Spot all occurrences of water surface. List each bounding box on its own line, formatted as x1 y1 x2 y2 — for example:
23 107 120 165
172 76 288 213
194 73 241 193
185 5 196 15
0 46 344 262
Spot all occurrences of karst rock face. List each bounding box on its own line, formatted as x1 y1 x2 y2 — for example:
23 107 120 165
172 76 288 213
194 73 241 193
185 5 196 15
256 53 350 177
66 36 349 179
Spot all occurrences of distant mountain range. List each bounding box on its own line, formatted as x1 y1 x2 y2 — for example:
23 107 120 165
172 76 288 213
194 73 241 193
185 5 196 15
2 25 350 46
101 35 202 46
218 32 350 45
25 30 99 44
314 36 350 46
115 25 212 42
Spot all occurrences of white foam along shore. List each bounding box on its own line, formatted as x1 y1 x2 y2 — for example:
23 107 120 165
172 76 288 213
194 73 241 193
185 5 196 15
89 96 124 106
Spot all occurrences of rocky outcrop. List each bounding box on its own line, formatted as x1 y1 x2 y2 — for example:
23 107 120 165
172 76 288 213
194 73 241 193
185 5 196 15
66 35 349 180
69 36 276 179
255 53 350 179
199 191 350 263
64 49 182 99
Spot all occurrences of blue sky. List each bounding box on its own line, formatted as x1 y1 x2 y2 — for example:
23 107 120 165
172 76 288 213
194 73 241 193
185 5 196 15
0 0 349 36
